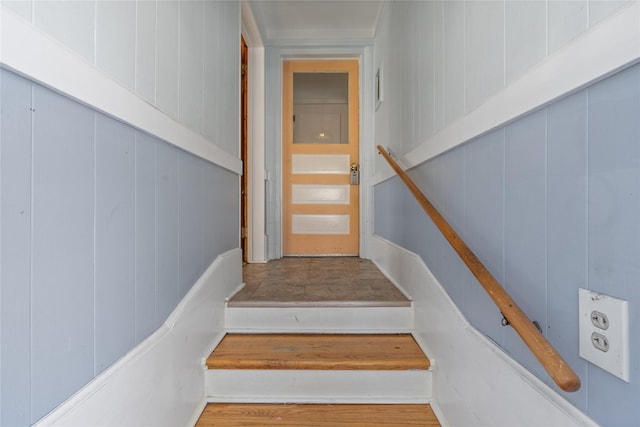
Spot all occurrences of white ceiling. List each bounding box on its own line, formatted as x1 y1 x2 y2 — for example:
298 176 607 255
247 0 384 43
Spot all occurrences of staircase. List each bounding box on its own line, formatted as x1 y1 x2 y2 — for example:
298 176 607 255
205 333 430 402
197 333 437 425
195 261 440 426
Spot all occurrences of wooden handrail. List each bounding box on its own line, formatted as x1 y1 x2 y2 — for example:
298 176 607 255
377 146 581 392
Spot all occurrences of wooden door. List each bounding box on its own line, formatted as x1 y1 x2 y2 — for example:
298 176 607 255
282 60 359 255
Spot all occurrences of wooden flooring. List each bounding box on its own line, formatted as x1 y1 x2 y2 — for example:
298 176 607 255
206 334 430 370
195 403 440 426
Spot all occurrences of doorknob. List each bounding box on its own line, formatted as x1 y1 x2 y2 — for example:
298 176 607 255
350 163 359 185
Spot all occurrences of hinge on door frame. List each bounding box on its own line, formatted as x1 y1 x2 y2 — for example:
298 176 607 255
241 227 247 239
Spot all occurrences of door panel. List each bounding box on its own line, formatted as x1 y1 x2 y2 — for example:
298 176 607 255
291 214 350 234
291 184 350 205
292 153 350 174
283 60 359 255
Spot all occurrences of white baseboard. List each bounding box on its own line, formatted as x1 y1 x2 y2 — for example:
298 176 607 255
371 236 598 427
186 398 208 427
34 248 242 427
225 282 246 302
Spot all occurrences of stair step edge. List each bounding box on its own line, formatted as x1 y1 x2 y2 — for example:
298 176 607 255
207 333 430 371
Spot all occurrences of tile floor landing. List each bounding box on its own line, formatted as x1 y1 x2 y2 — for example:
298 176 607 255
228 257 411 308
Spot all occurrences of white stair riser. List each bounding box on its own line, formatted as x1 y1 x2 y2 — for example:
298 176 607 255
225 306 413 332
206 369 432 404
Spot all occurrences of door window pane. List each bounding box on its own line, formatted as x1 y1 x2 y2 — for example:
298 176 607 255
293 72 349 144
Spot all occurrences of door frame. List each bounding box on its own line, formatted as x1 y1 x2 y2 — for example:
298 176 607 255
241 4 267 263
240 36 248 262
241 2 375 261
266 46 375 260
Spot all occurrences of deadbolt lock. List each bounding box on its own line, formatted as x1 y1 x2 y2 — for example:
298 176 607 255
350 163 360 185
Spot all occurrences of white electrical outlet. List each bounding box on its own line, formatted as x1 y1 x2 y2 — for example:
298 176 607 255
579 288 629 382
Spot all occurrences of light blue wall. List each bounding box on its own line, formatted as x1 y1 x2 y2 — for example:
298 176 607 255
0 69 239 426
374 63 640 426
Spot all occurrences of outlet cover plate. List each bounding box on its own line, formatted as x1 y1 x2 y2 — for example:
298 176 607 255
578 288 629 382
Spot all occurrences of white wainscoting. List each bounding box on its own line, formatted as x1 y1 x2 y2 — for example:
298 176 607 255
0 7 242 175
371 236 598 427
33 249 242 427
373 2 640 185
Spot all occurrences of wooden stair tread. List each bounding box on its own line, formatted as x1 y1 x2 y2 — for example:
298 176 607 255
207 334 430 370
195 403 440 426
